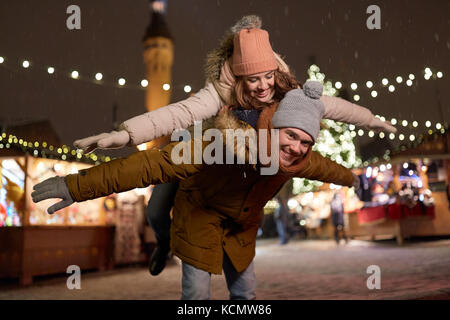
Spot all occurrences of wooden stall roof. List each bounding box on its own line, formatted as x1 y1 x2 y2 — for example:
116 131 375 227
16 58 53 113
390 131 450 163
2 120 61 147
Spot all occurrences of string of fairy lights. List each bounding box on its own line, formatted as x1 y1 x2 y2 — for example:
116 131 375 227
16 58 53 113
0 55 193 93
1 56 447 168
0 54 445 99
347 118 448 142
0 132 112 165
307 64 449 168
361 127 448 168
307 64 448 144
309 64 445 102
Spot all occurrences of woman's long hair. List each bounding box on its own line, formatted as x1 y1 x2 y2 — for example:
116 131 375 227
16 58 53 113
232 69 302 110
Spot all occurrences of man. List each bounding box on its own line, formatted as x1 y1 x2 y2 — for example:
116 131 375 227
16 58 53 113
330 192 348 245
32 82 359 299
274 197 289 245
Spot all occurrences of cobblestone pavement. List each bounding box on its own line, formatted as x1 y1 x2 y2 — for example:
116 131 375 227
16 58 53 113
1 238 450 300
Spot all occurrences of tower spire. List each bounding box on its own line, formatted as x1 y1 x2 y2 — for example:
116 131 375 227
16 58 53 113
143 0 173 41
142 0 174 149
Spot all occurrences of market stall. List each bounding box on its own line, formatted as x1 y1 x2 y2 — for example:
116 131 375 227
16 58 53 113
277 140 449 245
0 132 151 284
286 184 362 240
347 154 449 244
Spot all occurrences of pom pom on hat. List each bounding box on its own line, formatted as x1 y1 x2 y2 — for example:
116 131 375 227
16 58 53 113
272 82 325 142
303 81 323 100
230 15 262 34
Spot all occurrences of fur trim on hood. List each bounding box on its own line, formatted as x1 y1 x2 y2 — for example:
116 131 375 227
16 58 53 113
182 109 257 166
213 109 258 166
214 108 251 132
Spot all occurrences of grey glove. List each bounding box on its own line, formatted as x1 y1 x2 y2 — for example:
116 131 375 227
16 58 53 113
31 176 74 214
73 130 130 154
352 173 361 191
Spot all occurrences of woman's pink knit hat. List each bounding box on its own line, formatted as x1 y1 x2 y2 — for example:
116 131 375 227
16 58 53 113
231 28 278 76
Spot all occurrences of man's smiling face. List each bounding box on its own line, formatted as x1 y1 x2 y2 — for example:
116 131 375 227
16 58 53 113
278 128 314 167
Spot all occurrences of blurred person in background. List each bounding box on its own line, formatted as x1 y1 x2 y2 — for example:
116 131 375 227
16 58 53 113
274 197 289 245
330 192 348 245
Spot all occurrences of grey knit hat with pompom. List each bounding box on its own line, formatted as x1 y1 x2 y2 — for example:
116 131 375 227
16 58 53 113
272 81 325 142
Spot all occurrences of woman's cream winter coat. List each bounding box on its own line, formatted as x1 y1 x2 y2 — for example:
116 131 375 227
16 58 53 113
119 18 395 146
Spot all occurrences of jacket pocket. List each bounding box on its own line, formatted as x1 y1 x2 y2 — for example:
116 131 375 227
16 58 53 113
183 207 221 249
234 226 258 247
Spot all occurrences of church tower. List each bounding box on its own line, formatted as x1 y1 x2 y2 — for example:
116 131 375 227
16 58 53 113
143 0 174 112
141 0 174 149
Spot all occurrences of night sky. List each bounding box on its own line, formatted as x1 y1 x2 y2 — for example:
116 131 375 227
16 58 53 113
0 0 448 159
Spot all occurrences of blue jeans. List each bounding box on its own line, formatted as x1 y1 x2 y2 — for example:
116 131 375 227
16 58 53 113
275 219 288 244
181 251 257 300
146 182 179 245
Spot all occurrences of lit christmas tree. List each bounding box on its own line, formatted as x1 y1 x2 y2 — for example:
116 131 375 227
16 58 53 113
292 65 362 194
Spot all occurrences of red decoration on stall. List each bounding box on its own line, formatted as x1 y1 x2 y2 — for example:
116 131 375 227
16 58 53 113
403 204 423 218
425 205 435 219
357 206 386 226
387 203 403 220
375 203 436 222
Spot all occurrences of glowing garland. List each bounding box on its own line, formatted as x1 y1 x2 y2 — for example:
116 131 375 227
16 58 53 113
309 64 445 102
0 132 113 165
308 64 448 142
306 65 449 171
1 54 443 98
0 55 193 93
362 127 448 167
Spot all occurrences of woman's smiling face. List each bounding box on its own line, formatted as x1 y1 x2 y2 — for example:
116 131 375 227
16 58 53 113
243 70 276 103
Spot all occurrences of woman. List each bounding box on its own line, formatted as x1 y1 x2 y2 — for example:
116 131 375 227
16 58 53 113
75 16 394 152
73 16 396 275
145 25 301 276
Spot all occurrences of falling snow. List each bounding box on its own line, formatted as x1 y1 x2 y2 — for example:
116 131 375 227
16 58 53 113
434 33 439 42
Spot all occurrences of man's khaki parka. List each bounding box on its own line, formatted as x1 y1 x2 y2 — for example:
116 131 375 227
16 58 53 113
66 115 354 274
